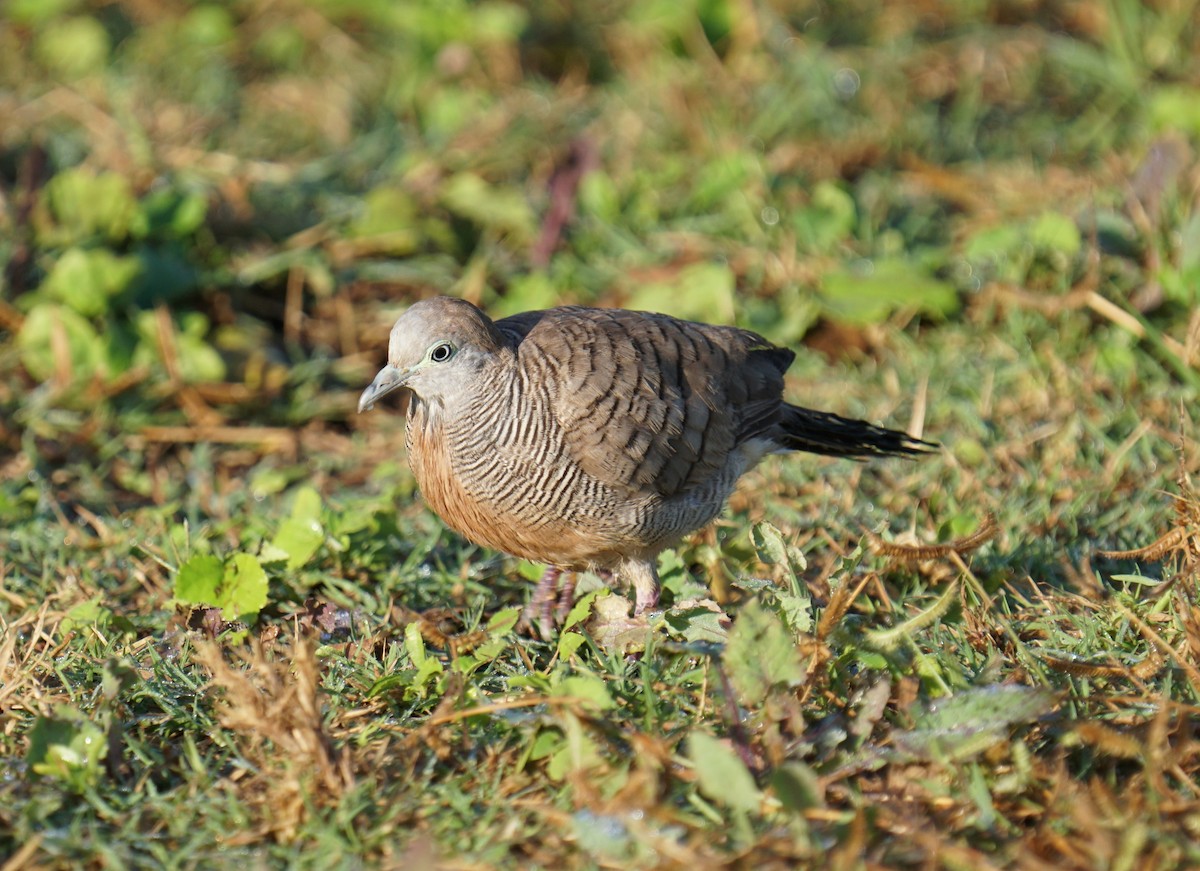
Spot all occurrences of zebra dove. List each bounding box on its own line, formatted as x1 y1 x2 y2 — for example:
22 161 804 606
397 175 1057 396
359 296 931 622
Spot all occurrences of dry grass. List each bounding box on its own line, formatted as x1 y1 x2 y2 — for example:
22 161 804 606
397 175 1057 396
193 634 354 843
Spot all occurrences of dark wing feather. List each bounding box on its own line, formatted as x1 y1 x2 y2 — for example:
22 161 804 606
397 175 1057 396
500 307 791 499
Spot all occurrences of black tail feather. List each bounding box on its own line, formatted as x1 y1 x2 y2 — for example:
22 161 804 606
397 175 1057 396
779 405 935 459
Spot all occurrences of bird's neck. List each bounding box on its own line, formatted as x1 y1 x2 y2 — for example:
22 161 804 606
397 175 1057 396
406 392 442 433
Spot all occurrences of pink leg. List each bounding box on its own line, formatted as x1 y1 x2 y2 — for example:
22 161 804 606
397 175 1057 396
522 566 562 639
554 572 578 623
626 560 660 615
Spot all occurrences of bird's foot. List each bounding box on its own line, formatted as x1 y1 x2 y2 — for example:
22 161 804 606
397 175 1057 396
626 560 661 616
633 585 660 615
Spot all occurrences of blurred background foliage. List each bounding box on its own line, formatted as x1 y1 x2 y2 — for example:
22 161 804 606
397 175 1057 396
5 2 1200 865
1 0 1198 504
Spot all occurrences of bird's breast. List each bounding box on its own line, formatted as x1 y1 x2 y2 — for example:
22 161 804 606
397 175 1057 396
401 377 763 570
404 391 625 567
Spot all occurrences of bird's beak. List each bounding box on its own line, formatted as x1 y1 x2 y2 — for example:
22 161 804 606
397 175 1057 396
358 364 412 413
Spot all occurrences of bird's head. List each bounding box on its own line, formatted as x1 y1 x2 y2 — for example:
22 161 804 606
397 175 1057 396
358 297 503 413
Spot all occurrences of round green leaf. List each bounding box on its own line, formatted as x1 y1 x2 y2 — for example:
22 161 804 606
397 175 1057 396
17 303 106 383
40 247 140 317
222 554 269 622
688 731 761 814
34 16 110 79
175 554 224 606
43 168 138 245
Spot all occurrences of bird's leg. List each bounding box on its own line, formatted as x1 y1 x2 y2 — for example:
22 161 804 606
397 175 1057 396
624 560 661 615
553 571 578 624
522 566 562 639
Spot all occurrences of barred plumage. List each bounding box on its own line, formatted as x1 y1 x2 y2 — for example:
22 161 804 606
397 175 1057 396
360 296 933 620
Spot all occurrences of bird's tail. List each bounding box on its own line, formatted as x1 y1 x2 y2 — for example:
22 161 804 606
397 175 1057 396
778 404 935 459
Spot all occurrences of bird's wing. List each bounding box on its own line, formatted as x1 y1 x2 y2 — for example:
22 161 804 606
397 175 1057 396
499 307 793 498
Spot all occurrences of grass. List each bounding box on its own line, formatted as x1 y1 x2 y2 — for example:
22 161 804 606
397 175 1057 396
2 0 1200 867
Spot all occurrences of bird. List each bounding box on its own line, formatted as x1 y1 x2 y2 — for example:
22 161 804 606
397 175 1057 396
359 296 932 628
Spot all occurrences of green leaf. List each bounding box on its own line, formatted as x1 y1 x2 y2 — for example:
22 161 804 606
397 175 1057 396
347 186 420 254
366 671 417 698
253 22 306 67
292 487 321 523
134 188 209 239
724 598 804 706
180 5 236 46
627 262 736 324
578 171 620 223
26 708 107 792
39 248 140 317
556 631 588 660
793 180 857 252
17 303 106 383
249 468 291 498
131 309 224 383
0 480 37 523
8 0 80 26
730 577 776 593
41 168 137 244
258 542 290 565
775 585 813 636
421 87 488 142
547 714 601 780
892 685 1057 761
469 2 529 41
855 650 890 671
403 621 443 696
953 437 988 467
34 15 110 79
688 731 761 814
963 224 1024 262
770 761 825 812
751 521 789 565
663 604 730 644
963 223 1028 283
175 555 223 606
561 590 599 633
516 560 546 582
487 607 522 635
820 259 959 326
526 728 563 765
571 809 635 862
687 153 754 211
1030 212 1081 256
101 659 138 701
1110 573 1164 587
405 619 429 667
742 286 821 346
441 172 535 243
490 273 561 318
221 554 268 622
330 504 378 539
60 597 110 635
1149 85 1200 138
555 673 615 711
270 487 325 570
750 521 806 575
175 553 268 622
1179 209 1200 274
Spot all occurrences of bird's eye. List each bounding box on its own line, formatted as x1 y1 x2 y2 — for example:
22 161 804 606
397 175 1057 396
430 343 454 363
